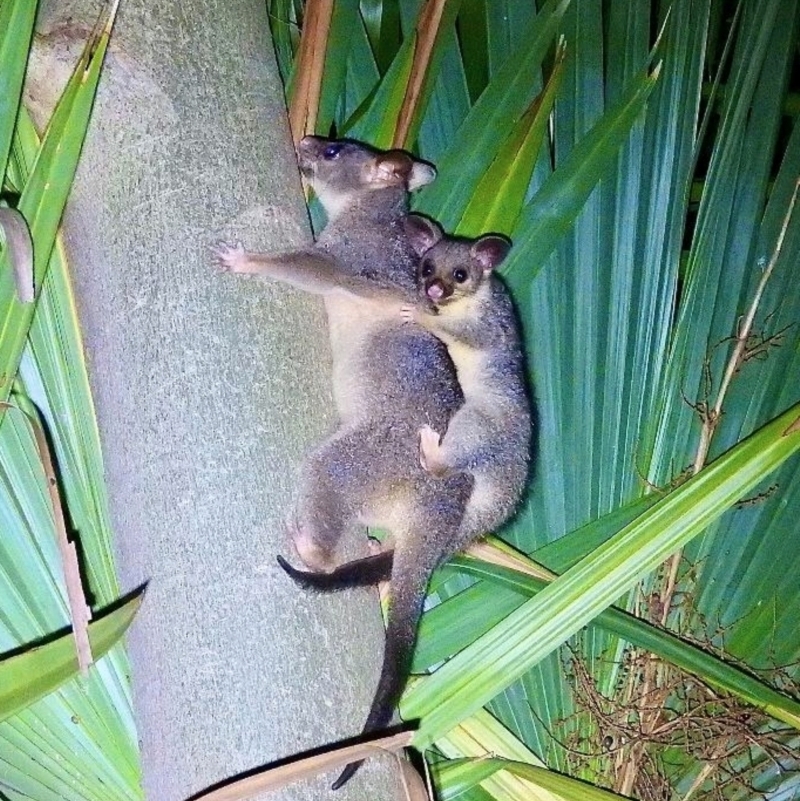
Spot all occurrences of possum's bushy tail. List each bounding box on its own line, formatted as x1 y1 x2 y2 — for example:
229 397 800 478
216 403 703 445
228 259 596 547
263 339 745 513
331 547 430 789
277 545 433 789
278 472 470 790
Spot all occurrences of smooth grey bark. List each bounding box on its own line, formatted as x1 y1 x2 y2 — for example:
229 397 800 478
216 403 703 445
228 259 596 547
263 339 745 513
33 2 402 800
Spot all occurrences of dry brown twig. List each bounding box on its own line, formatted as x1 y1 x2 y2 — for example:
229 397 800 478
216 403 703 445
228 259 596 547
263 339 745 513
611 177 800 796
393 0 448 149
287 0 334 143
189 731 414 801
0 402 93 673
567 647 799 801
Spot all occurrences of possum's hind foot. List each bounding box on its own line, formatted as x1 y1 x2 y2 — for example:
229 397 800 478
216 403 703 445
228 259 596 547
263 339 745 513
418 424 450 477
286 512 336 573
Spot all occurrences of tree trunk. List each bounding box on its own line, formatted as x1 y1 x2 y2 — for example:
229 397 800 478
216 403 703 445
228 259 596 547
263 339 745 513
34 1 399 799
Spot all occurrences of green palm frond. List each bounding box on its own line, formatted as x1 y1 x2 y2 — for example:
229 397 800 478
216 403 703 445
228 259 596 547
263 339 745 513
0 2 142 799
270 1 800 799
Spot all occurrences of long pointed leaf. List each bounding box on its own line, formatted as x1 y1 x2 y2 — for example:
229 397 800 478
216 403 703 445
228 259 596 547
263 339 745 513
415 0 570 229
438 758 630 801
455 40 566 237
0 5 116 407
0 0 37 175
0 591 143 723
404 402 800 747
504 63 661 282
450 554 800 730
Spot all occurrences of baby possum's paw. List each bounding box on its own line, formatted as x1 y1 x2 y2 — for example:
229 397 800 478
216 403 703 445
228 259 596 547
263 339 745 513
418 424 448 477
212 241 248 273
401 301 438 324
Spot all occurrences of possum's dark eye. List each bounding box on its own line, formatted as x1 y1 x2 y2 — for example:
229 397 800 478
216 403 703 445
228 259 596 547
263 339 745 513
453 268 468 283
322 143 343 159
421 260 435 278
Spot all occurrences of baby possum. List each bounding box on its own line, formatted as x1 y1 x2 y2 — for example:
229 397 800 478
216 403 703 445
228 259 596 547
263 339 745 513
402 213 531 540
214 137 473 788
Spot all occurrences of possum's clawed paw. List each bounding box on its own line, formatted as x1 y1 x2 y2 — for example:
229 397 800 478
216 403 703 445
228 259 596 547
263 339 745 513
212 241 247 273
418 424 445 474
400 304 416 324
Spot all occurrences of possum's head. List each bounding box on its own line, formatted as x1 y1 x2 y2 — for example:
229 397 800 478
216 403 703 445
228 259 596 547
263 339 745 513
297 136 436 218
404 214 511 306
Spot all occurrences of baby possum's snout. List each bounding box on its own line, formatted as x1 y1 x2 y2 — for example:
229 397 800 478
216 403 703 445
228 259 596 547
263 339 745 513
424 278 451 302
417 253 474 306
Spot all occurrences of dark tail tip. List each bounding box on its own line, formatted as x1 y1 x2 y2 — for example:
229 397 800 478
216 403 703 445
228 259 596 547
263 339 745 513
276 553 333 591
331 759 363 790
276 553 299 578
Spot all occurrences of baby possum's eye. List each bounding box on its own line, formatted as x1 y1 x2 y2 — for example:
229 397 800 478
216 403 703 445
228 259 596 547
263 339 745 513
323 143 344 159
420 260 435 278
453 268 468 283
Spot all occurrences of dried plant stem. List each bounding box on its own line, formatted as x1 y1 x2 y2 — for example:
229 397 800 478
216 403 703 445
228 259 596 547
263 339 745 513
693 177 800 474
288 0 334 143
680 742 729 801
1 402 93 672
191 731 413 800
614 178 800 796
393 0 448 149
661 178 800 620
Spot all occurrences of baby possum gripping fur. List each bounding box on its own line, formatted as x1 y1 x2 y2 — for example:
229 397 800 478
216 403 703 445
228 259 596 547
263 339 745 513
214 137 475 788
402 214 531 540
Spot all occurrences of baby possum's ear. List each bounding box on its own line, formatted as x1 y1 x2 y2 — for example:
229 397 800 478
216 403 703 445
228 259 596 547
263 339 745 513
471 235 511 272
403 214 443 256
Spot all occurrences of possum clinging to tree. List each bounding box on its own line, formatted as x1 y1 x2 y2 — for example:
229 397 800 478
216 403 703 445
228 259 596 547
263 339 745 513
215 136 474 788
401 214 531 530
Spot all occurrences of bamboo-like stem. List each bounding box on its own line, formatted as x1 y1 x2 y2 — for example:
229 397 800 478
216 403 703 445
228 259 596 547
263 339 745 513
287 0 334 143
662 180 800 622
393 0 448 149
694 177 800 473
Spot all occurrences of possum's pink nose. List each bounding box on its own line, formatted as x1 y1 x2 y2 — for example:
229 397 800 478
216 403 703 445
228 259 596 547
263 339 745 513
426 281 445 300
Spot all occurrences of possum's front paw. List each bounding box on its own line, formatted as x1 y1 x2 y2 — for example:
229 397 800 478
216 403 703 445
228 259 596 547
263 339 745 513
212 241 248 273
400 304 417 324
419 424 448 477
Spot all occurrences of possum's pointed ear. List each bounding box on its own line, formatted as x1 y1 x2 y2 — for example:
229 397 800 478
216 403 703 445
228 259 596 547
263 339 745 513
408 160 436 191
369 151 414 187
368 151 436 191
471 235 511 271
403 214 443 256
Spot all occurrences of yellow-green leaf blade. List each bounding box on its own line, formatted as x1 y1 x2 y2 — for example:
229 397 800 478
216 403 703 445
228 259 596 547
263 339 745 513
0 0 37 174
450 555 800 731
0 6 115 403
456 39 566 237
0 591 143 724
504 63 661 282
403 402 800 747
438 758 631 801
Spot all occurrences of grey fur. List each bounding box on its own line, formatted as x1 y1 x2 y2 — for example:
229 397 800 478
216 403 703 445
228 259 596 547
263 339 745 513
404 214 531 536
215 137 486 788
